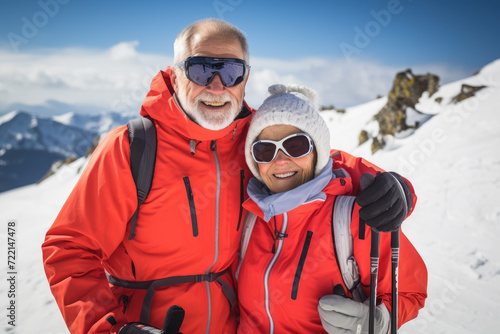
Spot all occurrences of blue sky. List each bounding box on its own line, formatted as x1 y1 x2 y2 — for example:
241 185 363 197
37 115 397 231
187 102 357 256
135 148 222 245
0 0 499 113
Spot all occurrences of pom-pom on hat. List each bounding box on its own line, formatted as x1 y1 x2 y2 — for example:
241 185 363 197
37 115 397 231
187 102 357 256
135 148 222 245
245 84 331 183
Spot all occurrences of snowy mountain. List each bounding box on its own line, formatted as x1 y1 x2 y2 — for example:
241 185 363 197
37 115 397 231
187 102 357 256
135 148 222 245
0 111 96 157
0 59 499 333
0 100 106 117
0 111 98 192
53 110 135 134
0 110 134 192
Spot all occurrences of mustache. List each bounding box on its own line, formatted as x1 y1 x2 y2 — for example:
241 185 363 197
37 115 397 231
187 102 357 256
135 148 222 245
196 92 232 103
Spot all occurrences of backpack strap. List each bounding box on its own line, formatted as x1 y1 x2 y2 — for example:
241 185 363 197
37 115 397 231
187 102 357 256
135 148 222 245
235 210 258 280
332 195 367 302
106 269 235 324
127 116 157 240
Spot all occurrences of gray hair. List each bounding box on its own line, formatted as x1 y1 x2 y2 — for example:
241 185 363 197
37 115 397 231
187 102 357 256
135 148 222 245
173 18 249 66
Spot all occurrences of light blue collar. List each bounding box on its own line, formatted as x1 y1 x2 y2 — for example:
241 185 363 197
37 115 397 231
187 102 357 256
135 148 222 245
247 158 334 222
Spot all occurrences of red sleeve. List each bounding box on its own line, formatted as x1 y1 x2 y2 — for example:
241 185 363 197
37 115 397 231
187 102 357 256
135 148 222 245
42 126 137 334
331 150 417 216
351 205 428 328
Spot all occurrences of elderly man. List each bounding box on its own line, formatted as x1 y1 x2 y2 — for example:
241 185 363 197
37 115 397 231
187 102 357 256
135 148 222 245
43 18 418 334
43 19 253 334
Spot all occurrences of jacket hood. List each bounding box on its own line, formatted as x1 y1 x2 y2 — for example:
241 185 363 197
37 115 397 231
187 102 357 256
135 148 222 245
245 158 353 221
140 67 253 142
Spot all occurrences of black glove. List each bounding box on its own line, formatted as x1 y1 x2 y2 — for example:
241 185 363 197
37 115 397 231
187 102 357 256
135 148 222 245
356 171 413 232
118 305 184 334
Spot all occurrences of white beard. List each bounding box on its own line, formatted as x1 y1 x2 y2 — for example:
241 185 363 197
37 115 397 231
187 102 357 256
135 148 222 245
176 90 242 131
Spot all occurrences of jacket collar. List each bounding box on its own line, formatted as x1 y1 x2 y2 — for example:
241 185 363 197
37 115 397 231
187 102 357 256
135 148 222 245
139 67 253 142
245 158 354 222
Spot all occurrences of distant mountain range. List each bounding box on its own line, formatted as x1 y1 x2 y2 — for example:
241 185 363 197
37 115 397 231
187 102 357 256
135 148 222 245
1 100 107 117
0 110 134 192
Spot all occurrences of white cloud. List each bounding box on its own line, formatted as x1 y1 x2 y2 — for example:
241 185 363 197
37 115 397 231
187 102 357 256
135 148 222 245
244 57 400 108
0 42 477 115
0 42 171 113
108 41 140 61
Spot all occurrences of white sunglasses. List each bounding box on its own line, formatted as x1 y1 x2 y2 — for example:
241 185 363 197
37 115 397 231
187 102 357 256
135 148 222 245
251 133 314 163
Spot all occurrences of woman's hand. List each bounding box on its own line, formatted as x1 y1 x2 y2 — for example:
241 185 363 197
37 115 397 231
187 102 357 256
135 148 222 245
318 294 390 334
356 172 413 232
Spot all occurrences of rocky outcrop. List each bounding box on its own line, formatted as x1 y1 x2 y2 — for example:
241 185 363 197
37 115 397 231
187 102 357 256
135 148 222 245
371 137 385 153
360 69 440 153
451 84 486 104
320 105 346 113
359 130 369 145
85 135 100 157
320 105 335 111
387 69 439 108
37 156 77 184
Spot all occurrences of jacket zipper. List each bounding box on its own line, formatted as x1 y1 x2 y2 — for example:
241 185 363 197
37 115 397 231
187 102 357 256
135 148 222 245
291 231 313 300
264 212 288 334
204 139 221 334
236 169 245 231
183 176 199 237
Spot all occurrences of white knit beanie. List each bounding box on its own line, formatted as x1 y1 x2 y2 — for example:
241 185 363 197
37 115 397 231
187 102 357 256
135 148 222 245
245 84 331 183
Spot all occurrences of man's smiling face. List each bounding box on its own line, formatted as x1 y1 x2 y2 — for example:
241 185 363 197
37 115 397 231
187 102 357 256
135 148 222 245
172 33 249 130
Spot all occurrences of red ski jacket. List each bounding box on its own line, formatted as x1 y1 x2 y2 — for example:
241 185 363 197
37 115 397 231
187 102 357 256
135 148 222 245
237 152 427 333
42 68 254 334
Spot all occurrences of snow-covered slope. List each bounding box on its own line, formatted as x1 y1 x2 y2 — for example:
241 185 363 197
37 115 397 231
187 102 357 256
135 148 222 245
0 59 499 333
0 157 88 333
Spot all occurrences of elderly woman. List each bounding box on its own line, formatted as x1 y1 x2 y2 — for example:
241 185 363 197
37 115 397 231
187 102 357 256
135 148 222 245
236 84 427 333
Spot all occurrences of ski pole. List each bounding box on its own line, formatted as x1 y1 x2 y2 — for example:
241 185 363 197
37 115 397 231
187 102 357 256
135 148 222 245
391 229 400 334
369 228 380 334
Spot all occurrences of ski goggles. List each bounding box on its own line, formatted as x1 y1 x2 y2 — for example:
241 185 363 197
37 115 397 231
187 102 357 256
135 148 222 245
177 56 250 87
251 133 314 163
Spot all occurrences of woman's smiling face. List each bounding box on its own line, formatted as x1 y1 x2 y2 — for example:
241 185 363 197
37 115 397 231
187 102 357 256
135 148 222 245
257 125 316 193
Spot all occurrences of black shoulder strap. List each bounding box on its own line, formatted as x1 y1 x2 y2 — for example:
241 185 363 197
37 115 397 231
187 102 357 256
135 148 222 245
127 116 157 240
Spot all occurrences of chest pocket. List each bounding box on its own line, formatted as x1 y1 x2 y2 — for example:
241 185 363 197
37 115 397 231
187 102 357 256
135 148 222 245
291 230 313 300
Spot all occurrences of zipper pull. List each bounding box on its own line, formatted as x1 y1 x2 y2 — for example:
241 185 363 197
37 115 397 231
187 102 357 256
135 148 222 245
271 231 288 254
232 123 238 140
210 140 216 151
271 215 288 254
190 139 196 155
271 216 278 254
